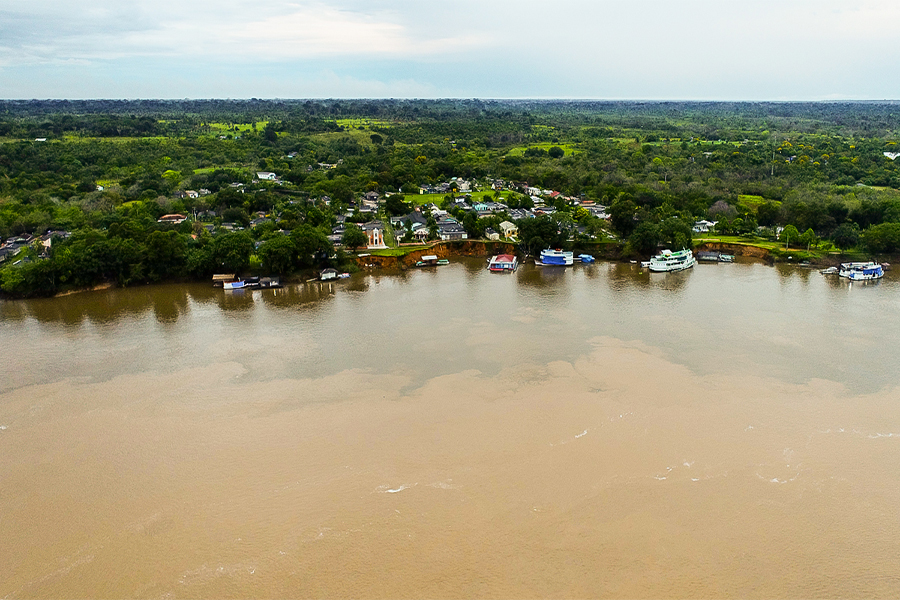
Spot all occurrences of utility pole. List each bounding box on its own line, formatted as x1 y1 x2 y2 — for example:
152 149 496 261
771 135 777 177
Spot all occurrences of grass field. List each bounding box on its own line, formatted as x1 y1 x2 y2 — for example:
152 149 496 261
206 122 269 135
406 191 515 207
366 246 430 257
506 142 580 157
332 118 393 130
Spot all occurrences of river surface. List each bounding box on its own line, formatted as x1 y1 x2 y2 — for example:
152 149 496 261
2 258 900 598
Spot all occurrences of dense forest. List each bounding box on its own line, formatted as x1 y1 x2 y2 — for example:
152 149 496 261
2 99 900 297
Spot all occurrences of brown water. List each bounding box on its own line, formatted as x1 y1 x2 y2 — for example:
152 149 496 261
2 258 900 598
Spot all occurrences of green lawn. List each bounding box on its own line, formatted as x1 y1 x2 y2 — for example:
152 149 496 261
332 118 393 129
506 142 580 157
694 234 840 259
365 246 430 257
407 191 514 206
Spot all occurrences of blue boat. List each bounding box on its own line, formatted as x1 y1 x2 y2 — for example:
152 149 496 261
844 262 884 281
578 254 595 263
538 249 574 266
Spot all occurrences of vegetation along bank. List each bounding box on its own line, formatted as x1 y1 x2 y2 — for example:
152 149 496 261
2 99 900 298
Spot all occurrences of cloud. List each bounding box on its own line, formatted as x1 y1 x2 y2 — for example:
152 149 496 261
0 0 898 98
0 1 493 66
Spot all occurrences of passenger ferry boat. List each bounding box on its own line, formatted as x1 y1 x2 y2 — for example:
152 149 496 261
838 261 884 281
538 249 574 266
488 254 518 272
648 249 696 272
840 261 884 281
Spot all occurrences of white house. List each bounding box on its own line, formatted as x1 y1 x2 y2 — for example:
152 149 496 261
693 220 716 233
364 222 387 249
499 221 518 239
257 172 277 181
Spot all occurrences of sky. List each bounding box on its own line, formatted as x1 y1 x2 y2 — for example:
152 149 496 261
1 0 899 100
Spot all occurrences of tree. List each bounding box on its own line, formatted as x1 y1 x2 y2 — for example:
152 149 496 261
212 232 253 273
548 146 565 159
628 221 661 255
609 199 638 237
257 235 295 274
342 223 367 250
799 227 817 250
658 217 693 250
385 194 410 217
291 225 332 266
831 223 860 251
781 224 799 249
757 202 781 227
145 230 187 280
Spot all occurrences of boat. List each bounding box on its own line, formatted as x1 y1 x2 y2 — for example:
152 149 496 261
696 251 720 262
820 266 839 275
223 280 245 290
578 254 595 263
320 268 338 281
718 254 735 263
488 254 518 272
437 259 450 265
844 262 884 281
648 249 696 272
259 277 282 289
416 255 439 267
338 273 351 279
538 249 574 266
640 261 651 268
839 262 883 279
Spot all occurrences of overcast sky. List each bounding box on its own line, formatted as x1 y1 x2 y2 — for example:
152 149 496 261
1 0 898 99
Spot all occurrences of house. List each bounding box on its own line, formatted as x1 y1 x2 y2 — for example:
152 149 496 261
885 152 900 160
158 214 188 224
438 220 468 241
485 227 500 241
586 206 609 219
329 224 345 246
257 172 277 181
364 221 387 249
499 221 518 239
693 220 716 233
413 228 430 242
184 190 199 199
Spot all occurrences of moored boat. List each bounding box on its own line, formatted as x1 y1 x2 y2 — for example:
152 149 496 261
718 254 735 263
538 249 574 266
845 263 884 281
578 254 595 263
320 268 338 281
648 248 696 273
223 280 245 290
488 254 518 272
839 261 882 279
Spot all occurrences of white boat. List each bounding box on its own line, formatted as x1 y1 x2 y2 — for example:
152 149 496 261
537 249 574 266
841 262 884 281
648 249 696 273
820 266 839 275
223 280 245 290
839 262 883 280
